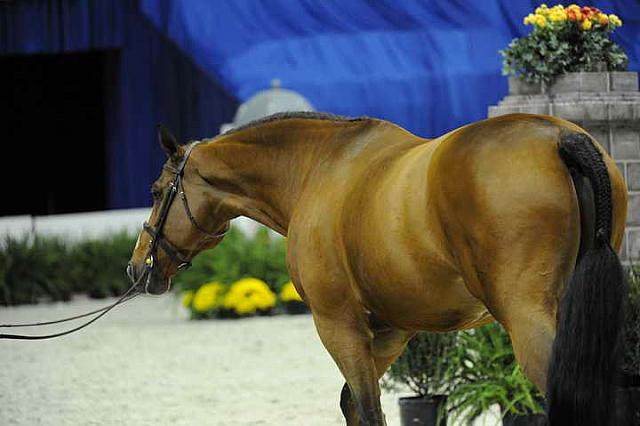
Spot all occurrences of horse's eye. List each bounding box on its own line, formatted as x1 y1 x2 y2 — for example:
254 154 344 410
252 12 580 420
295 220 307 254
151 188 162 201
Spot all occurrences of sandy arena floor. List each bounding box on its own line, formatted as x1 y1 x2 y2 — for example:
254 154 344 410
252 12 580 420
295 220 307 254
0 296 499 426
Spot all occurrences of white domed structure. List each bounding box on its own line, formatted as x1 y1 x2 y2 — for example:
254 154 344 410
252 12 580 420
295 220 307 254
220 79 315 133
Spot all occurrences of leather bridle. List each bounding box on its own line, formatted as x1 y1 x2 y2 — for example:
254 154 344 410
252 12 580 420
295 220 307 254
139 140 228 293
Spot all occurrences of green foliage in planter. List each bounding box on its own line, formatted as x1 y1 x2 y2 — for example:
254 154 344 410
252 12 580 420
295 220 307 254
0 233 136 306
501 4 628 84
67 232 137 299
383 331 458 398
173 226 289 294
0 236 73 305
624 267 640 376
447 323 544 423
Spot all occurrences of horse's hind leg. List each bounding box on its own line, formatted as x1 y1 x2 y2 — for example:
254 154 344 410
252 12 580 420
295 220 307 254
468 253 570 391
497 294 558 391
339 320 415 425
312 307 411 426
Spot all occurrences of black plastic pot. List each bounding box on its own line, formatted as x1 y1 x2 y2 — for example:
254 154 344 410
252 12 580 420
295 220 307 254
502 413 546 426
398 395 446 426
615 374 640 425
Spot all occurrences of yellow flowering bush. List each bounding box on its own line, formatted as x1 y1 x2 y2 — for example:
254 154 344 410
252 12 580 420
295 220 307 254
280 281 303 302
222 277 277 316
503 4 628 84
191 281 224 313
182 290 194 308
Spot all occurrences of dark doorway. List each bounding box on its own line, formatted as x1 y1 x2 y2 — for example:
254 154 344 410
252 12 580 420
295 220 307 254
0 51 114 216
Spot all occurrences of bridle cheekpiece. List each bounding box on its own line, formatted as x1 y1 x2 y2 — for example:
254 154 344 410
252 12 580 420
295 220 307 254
139 140 228 293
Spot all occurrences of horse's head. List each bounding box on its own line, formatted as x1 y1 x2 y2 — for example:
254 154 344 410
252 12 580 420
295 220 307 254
127 127 230 295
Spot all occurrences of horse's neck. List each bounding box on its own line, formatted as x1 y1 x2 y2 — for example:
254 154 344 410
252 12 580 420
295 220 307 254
198 119 372 234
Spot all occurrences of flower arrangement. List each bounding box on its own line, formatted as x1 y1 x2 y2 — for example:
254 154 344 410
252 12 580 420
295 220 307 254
181 278 312 319
279 281 309 314
502 4 628 84
191 281 225 315
221 277 277 317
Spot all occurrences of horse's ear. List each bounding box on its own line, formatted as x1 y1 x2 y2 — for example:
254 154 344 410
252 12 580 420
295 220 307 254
158 125 179 158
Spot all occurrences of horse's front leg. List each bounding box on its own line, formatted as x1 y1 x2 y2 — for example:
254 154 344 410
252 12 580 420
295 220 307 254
311 304 388 426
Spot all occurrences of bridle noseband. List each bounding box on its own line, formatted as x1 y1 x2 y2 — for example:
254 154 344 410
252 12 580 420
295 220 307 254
140 140 228 292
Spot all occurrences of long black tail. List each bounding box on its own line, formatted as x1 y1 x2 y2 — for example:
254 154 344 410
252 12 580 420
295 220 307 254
547 132 627 426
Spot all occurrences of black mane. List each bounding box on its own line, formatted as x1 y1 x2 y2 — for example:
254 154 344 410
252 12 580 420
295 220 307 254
222 111 370 135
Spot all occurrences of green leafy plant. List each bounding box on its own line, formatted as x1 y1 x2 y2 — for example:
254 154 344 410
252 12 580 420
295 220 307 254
447 323 544 424
383 332 459 425
0 233 136 305
624 266 640 377
173 227 289 295
501 4 628 84
67 232 137 298
0 236 73 305
384 331 459 398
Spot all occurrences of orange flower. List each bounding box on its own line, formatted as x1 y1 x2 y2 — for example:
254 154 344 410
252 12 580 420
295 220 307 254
598 14 609 26
567 9 577 21
574 10 583 21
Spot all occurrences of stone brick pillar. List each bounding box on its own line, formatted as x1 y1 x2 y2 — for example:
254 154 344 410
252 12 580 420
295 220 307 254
488 72 640 261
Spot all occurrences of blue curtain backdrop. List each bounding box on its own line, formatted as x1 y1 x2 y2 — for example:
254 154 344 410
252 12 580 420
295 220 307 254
2 0 639 209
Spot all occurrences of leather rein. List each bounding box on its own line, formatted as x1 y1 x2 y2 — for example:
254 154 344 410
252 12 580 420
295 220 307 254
0 140 227 340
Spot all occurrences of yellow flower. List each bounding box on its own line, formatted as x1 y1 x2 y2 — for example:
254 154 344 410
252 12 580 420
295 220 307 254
280 281 303 302
192 281 224 313
598 14 609 26
609 14 622 27
550 4 565 13
581 19 592 30
534 14 547 28
549 10 567 23
181 290 194 308
223 278 276 315
523 13 535 25
535 4 549 16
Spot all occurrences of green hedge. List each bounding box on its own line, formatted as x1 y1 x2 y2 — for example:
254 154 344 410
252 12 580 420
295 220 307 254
0 227 290 306
0 233 136 305
172 227 289 294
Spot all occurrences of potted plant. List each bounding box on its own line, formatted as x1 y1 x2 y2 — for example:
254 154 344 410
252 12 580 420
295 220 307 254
279 281 309 314
447 323 545 426
616 267 640 424
501 3 628 94
383 331 458 426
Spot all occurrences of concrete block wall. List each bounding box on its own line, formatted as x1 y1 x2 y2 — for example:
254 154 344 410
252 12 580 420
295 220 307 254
489 72 640 261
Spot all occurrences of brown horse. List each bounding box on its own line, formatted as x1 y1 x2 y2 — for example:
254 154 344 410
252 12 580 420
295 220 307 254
128 112 627 426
